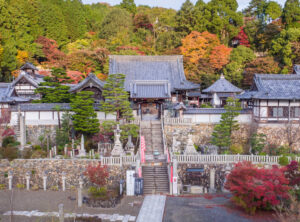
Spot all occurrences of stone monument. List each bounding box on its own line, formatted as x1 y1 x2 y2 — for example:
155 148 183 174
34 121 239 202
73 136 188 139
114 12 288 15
78 134 86 157
184 134 198 155
125 134 135 155
111 124 124 156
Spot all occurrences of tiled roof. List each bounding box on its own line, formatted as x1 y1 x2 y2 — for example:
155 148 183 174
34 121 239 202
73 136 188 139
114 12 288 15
11 72 44 88
130 80 171 98
202 75 243 93
250 74 300 99
20 62 38 71
184 108 252 114
10 103 102 111
109 55 200 94
69 73 105 92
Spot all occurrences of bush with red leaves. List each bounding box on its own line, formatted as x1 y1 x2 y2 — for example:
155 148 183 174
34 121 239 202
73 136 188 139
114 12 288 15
84 163 109 187
285 160 300 187
225 161 291 214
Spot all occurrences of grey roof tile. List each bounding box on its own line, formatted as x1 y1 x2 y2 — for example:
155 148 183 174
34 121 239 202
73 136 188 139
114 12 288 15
202 75 243 93
251 74 300 99
109 55 200 95
130 80 171 98
10 103 102 111
20 62 38 71
69 73 105 92
184 108 252 114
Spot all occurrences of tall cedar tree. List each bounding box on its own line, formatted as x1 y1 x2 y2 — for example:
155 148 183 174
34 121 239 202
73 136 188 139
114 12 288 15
70 91 100 136
101 74 133 121
120 0 137 14
35 68 73 103
211 97 242 150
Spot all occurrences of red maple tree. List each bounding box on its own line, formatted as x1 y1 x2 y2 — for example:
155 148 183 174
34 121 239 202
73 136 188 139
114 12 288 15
225 161 290 214
84 163 109 187
233 27 250 47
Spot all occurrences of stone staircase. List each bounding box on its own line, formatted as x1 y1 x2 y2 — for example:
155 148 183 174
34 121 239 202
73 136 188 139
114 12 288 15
140 120 169 194
142 165 169 194
140 120 164 159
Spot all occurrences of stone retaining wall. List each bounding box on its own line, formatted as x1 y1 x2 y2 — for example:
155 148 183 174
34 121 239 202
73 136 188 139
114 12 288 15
0 159 129 190
165 123 300 151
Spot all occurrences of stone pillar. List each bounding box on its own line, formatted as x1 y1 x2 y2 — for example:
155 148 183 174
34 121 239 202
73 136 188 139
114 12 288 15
58 203 64 222
64 145 67 156
49 150 52 159
25 171 30 191
78 177 83 207
209 168 216 193
43 172 47 191
8 171 13 190
62 172 66 191
173 157 178 195
20 114 26 150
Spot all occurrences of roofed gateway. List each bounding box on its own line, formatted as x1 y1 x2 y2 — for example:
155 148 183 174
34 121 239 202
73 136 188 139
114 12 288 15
109 55 200 120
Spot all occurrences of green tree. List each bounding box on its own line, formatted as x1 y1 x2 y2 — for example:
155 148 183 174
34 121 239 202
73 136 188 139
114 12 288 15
265 1 282 21
211 97 242 151
224 45 255 86
250 133 267 154
99 8 132 41
101 74 133 121
271 28 300 67
71 91 100 136
55 111 72 150
35 68 74 103
175 0 196 35
120 0 137 14
206 0 243 44
282 0 300 28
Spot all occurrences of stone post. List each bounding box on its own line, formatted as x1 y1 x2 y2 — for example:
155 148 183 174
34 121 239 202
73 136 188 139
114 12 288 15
8 171 13 190
25 171 30 191
58 203 64 222
49 150 52 159
78 177 83 207
43 172 47 191
62 172 66 191
54 146 57 156
172 157 178 195
64 144 67 156
20 114 26 150
209 168 216 193
78 134 86 157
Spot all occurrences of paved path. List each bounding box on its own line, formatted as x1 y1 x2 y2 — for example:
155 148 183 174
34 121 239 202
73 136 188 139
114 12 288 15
136 195 166 222
163 194 277 222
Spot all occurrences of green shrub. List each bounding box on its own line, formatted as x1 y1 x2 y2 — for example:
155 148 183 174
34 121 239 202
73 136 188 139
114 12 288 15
0 184 5 190
2 136 19 148
200 103 213 108
88 186 107 198
279 155 289 166
0 145 19 161
50 186 58 191
32 145 42 150
16 183 25 189
31 150 47 159
230 144 243 154
31 184 39 191
276 145 290 155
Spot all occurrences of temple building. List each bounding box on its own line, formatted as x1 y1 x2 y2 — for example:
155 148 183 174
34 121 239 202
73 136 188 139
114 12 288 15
109 55 200 120
187 74 243 108
238 65 300 122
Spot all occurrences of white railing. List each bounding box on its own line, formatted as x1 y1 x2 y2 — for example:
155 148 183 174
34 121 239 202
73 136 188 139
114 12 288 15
174 154 300 165
164 117 192 125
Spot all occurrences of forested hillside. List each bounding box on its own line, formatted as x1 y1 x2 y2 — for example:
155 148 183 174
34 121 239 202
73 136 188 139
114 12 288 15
0 0 299 88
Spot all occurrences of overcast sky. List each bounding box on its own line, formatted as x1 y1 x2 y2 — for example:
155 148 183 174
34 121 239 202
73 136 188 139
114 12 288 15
82 0 286 11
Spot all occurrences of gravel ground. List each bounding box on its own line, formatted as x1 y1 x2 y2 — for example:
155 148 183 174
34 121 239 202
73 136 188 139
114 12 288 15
163 194 278 222
0 190 143 222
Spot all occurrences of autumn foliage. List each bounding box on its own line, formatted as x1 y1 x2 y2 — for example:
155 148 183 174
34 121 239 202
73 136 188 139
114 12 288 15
225 161 290 214
209 45 232 70
233 27 250 47
285 160 300 187
84 163 109 187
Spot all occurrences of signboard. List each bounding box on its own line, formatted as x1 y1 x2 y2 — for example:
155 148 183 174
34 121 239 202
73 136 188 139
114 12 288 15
126 170 135 196
134 178 144 196
141 136 146 163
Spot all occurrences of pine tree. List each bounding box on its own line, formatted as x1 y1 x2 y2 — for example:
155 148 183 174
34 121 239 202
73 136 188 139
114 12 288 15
35 68 74 103
70 91 100 136
175 0 196 35
211 97 242 151
101 73 133 121
282 0 300 28
120 0 137 14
